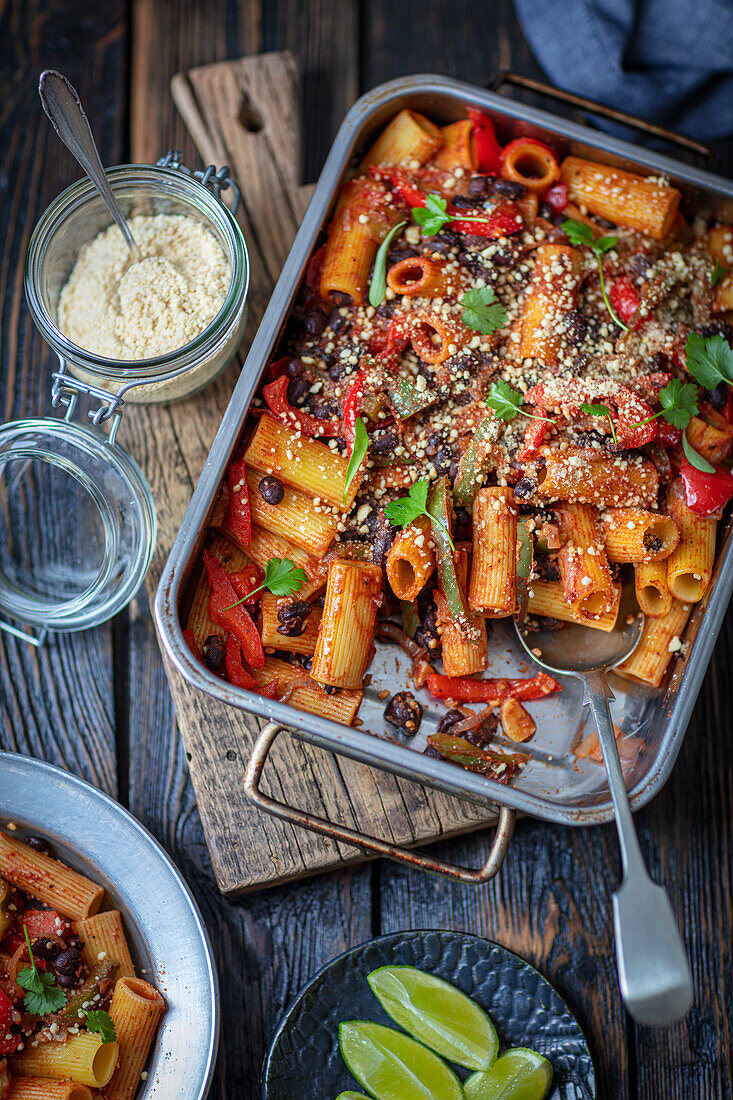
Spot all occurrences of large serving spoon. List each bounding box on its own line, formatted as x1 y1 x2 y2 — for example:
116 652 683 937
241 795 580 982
514 591 693 1026
39 69 142 263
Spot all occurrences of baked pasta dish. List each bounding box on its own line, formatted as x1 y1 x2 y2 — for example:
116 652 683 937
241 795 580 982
184 106 733 780
0 828 165 1099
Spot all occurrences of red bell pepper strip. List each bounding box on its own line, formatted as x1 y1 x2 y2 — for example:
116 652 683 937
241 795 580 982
305 244 326 292
466 108 502 174
230 565 265 604
657 421 682 448
182 629 201 660
426 670 561 705
0 989 20 1055
373 167 426 208
680 460 733 516
262 375 340 438
541 181 568 213
204 549 265 670
610 276 642 328
449 200 523 239
611 386 658 448
225 635 280 697
341 369 367 450
19 907 70 940
227 459 252 548
517 416 549 461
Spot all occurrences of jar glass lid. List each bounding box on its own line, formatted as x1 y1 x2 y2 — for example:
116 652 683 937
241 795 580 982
0 418 156 634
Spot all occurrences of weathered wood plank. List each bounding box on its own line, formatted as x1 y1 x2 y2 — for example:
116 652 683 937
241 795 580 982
0 0 126 794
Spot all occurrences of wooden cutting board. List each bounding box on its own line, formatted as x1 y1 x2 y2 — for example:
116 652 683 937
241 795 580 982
125 50 499 894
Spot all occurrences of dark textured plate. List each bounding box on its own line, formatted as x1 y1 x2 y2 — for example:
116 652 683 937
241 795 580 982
262 930 595 1099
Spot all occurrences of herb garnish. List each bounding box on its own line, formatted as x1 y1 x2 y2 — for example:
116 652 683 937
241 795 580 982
562 218 628 332
343 416 369 503
682 431 716 473
223 557 307 611
460 287 508 335
485 380 554 423
685 333 733 390
711 260 728 288
368 221 407 307
411 192 497 236
385 477 455 551
18 925 67 1016
581 380 699 443
580 402 619 447
85 1009 117 1044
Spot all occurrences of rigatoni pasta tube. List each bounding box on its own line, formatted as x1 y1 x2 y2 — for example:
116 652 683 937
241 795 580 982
409 310 474 365
436 551 487 676
10 1034 118 1088
666 479 716 602
105 977 166 1100
527 579 621 632
616 599 692 687
6 1078 93 1100
361 108 442 168
320 180 379 304
386 256 456 298
535 451 659 508
0 831 103 920
517 244 583 366
560 156 680 239
251 657 363 724
432 119 477 171
635 560 673 618
469 487 518 616
222 522 327 603
74 910 136 981
311 560 383 689
246 468 337 558
556 502 615 619
601 508 679 563
244 414 358 509
386 518 435 601
259 593 322 655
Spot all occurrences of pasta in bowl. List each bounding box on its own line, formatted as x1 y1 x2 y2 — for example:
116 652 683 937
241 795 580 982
177 97 733 796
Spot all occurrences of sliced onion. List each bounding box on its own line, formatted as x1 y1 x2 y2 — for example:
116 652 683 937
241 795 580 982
376 621 434 687
278 674 316 704
450 705 495 735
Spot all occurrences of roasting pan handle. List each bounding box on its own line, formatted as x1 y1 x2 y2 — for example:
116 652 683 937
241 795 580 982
243 722 515 884
489 70 712 163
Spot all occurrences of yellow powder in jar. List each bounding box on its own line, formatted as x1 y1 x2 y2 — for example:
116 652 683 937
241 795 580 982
57 213 231 360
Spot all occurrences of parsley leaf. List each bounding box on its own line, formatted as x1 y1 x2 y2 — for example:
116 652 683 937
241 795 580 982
682 430 715 473
17 925 67 1016
412 193 451 235
369 221 407 307
581 402 619 447
658 378 698 429
85 1009 117 1044
485 380 553 424
384 477 455 551
343 417 369 503
223 557 307 610
711 260 728 288
562 218 628 332
685 333 733 390
460 287 508 335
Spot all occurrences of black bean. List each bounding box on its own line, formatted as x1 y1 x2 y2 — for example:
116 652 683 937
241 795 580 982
298 655 314 672
277 618 306 637
32 937 62 962
703 381 728 410
310 398 340 420
202 635 226 672
423 744 443 759
285 357 304 378
534 555 560 582
538 201 555 221
327 308 351 336
437 708 465 734
330 291 353 307
700 321 733 346
324 685 339 695
491 178 525 198
287 375 310 405
305 311 327 337
54 947 81 976
433 447 455 477
513 477 538 500
384 690 423 735
278 600 313 622
376 299 397 318
467 175 490 198
25 835 52 855
58 972 79 989
451 194 478 210
463 713 499 746
328 359 348 381
427 229 459 253
258 475 284 505
386 246 419 268
454 506 471 539
370 431 398 455
528 615 565 632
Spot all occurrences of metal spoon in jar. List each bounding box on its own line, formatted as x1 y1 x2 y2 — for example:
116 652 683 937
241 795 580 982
514 590 693 1026
39 69 142 263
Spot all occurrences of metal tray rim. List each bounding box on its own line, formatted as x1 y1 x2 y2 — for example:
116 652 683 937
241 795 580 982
154 72 733 827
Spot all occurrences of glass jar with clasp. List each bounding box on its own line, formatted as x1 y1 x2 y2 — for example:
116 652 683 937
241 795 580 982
0 153 249 645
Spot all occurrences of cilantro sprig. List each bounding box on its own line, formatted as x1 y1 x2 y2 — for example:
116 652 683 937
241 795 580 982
581 402 619 447
682 431 716 473
685 333 733 390
85 1009 117 1044
562 218 629 332
711 260 728 288
369 221 407 308
485 379 554 424
460 287 508 335
224 557 307 611
343 417 369 504
385 477 455 551
17 925 67 1016
581 380 699 445
412 192 497 236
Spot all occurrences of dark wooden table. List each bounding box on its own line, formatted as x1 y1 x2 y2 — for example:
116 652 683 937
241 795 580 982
2 3 732 1097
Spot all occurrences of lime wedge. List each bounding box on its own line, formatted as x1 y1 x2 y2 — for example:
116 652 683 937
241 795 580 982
339 1020 463 1100
464 1048 553 1100
367 965 498 1070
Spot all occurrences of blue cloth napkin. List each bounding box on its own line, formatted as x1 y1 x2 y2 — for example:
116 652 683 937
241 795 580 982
514 0 733 140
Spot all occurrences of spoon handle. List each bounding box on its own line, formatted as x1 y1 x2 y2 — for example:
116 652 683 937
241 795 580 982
39 70 141 263
584 669 692 1025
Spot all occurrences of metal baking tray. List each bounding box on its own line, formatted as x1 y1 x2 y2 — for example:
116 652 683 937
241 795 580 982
155 73 733 872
